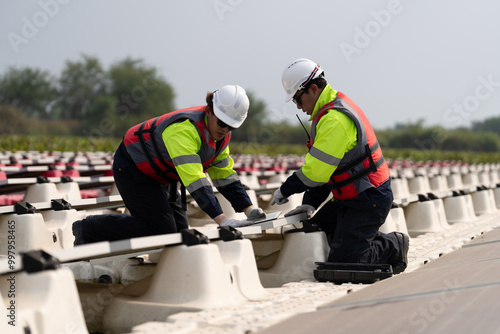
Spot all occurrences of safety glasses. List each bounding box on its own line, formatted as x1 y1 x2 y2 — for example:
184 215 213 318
292 88 307 106
217 118 235 131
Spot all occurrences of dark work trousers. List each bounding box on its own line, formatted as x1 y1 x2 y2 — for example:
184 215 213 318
310 180 400 264
74 142 188 244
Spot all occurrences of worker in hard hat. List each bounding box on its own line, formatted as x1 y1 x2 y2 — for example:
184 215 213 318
73 85 265 244
272 59 409 274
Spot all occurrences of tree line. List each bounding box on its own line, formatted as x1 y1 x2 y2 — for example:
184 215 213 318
376 119 500 153
1 54 500 154
0 55 175 138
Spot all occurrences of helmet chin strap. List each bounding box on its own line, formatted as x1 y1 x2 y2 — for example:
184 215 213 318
299 65 321 91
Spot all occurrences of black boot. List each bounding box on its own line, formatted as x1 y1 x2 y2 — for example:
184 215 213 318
72 220 86 246
389 232 409 274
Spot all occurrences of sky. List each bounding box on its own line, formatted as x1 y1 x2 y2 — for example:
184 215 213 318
1 0 500 130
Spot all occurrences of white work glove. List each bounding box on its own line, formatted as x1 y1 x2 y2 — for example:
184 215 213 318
245 206 266 220
220 218 250 228
271 188 289 206
284 204 316 218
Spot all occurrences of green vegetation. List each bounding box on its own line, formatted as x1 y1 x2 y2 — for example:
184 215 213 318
382 148 500 164
2 135 500 164
0 55 175 138
0 135 121 153
1 55 500 163
376 120 500 153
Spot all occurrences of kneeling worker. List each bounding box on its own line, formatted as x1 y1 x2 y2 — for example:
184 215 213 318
272 59 409 274
73 84 264 245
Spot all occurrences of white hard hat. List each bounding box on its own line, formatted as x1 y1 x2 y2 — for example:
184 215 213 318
213 85 249 128
282 58 324 102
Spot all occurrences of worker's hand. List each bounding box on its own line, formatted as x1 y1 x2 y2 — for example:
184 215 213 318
220 218 250 228
245 206 266 220
271 188 289 206
284 204 315 218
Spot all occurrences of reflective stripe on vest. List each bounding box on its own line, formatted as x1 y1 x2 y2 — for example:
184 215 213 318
123 106 231 185
309 92 390 200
